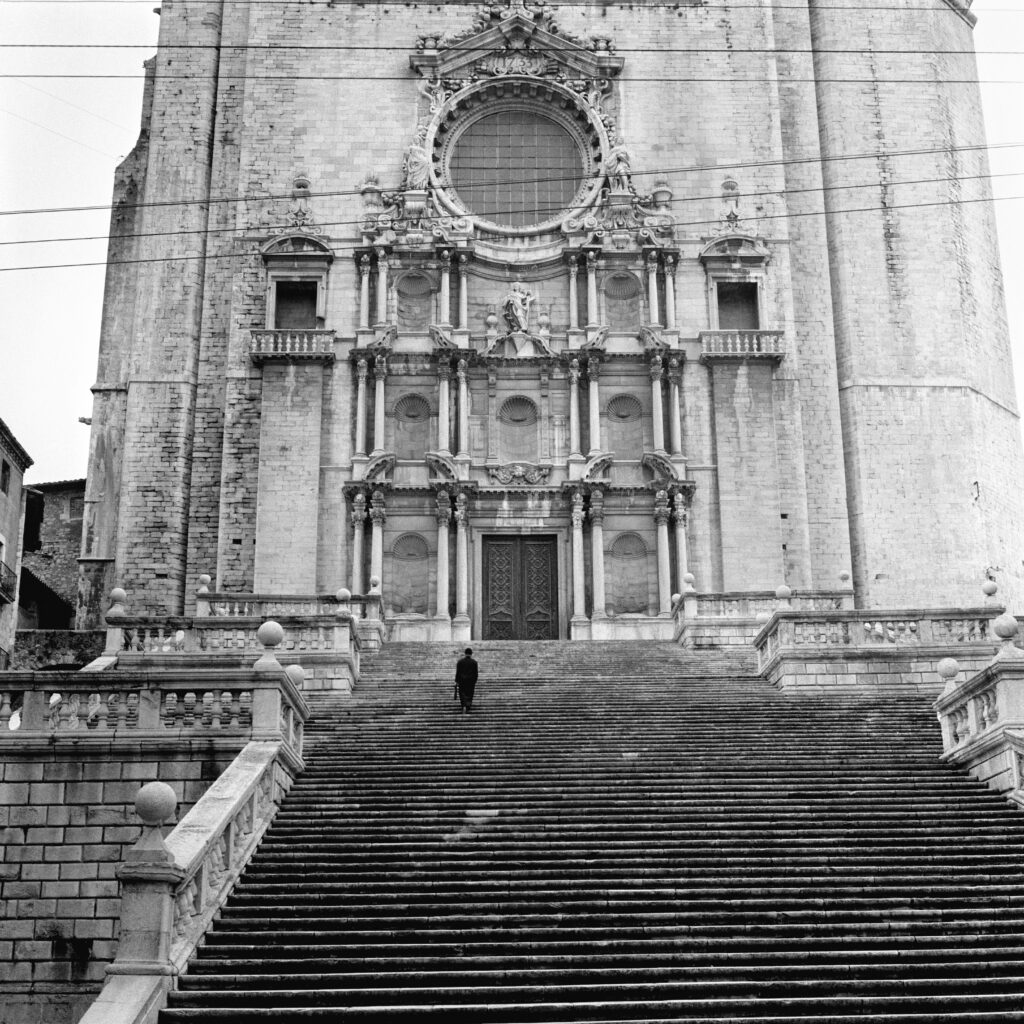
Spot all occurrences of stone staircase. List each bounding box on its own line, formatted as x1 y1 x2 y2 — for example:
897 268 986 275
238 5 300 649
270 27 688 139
161 640 1024 1022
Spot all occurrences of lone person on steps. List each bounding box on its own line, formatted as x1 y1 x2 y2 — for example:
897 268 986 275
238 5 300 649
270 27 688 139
455 648 478 714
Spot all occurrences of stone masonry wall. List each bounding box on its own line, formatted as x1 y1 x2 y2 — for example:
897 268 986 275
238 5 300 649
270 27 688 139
0 745 234 1024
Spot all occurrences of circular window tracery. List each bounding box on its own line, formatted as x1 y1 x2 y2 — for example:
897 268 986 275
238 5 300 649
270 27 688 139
431 84 603 236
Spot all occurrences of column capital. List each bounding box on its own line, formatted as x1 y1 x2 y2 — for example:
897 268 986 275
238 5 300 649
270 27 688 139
568 358 581 385
374 356 388 381
649 354 664 381
454 491 469 526
457 253 470 272
646 251 660 271
585 250 599 270
358 254 371 277
654 488 671 525
437 360 452 382
369 489 387 525
373 246 390 266
586 357 600 381
350 492 367 528
589 487 605 525
571 490 586 528
672 490 689 526
435 489 452 526
457 358 469 381
356 357 369 381
438 248 452 269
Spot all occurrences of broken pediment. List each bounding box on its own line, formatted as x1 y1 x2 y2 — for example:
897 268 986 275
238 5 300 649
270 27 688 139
410 3 623 87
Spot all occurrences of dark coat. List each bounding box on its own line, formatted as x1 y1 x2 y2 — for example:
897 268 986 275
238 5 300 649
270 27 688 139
455 655 478 687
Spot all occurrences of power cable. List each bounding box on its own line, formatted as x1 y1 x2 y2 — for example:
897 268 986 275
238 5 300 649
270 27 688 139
3 188 1021 272
4 166 1022 249
2 138 1020 218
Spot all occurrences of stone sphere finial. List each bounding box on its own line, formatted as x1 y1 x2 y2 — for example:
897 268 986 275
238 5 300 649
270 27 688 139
135 781 177 827
982 579 998 598
335 587 351 603
993 613 1018 641
257 620 285 648
108 588 128 617
254 620 285 673
671 593 681 606
756 611 772 625
197 573 212 594
284 664 306 689
775 584 792 601
369 575 381 592
937 656 960 696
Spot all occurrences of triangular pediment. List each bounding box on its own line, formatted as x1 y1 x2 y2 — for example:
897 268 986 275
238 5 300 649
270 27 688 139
411 8 623 83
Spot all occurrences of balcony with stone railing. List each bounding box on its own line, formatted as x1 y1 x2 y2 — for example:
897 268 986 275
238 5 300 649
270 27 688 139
249 329 336 364
0 559 16 603
699 329 785 361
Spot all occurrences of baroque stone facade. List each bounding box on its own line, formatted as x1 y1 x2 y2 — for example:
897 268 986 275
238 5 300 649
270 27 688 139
80 0 1024 636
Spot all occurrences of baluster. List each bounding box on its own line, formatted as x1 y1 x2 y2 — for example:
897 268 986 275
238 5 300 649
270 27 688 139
210 690 222 730
183 692 196 728
0 692 10 728
240 691 253 729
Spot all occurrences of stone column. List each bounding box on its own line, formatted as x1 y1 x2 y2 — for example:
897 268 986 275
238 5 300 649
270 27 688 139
587 357 601 456
590 488 606 619
654 489 672 615
458 254 469 330
568 358 582 458
568 257 579 330
375 249 389 325
650 355 666 453
350 493 366 596
438 250 451 325
454 492 469 621
457 359 470 459
369 490 386 589
586 251 599 326
673 491 689 585
435 490 451 621
372 357 387 456
358 255 371 331
354 358 368 457
437 361 451 454
668 356 683 457
663 254 677 330
646 252 661 326
571 490 586 619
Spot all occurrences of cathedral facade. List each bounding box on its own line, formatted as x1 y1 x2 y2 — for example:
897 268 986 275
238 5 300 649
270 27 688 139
79 0 1024 639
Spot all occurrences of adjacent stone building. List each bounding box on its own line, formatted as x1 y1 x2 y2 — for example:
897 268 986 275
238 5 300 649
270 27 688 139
80 0 1024 637
0 418 32 665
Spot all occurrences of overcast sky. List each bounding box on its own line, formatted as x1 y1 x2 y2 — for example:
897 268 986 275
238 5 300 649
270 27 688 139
1 0 1022 483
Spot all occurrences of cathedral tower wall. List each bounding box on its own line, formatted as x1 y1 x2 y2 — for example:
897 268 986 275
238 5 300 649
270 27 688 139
808 0 1024 607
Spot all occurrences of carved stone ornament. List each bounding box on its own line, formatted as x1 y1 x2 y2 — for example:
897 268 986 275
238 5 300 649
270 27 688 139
364 454 395 483
426 452 459 482
429 324 459 351
642 451 679 483
487 463 552 485
483 332 555 359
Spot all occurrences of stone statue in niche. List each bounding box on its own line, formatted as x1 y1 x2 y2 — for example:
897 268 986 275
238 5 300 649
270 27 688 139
502 281 535 334
605 137 633 193
403 131 431 190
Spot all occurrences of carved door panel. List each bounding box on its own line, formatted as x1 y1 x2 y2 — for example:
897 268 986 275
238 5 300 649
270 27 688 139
482 536 558 640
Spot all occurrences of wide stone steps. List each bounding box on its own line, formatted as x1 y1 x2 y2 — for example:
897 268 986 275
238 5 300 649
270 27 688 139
161 641 1024 1023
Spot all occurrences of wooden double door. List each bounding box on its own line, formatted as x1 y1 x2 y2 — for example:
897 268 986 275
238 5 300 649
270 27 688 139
482 536 559 640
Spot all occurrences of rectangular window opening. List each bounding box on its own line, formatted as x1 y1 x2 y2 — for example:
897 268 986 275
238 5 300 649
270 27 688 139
717 282 759 331
274 281 318 330
0 461 10 495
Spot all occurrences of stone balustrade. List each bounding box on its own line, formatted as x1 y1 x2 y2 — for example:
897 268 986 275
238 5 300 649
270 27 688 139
78 742 299 1024
698 329 785 360
933 614 1024 802
755 607 1004 693
0 667 307 758
195 590 382 621
249 329 336 363
696 590 850 617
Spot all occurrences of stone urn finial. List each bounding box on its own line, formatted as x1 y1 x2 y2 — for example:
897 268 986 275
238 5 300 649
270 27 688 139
775 584 792 608
197 574 212 594
983 579 998 601
284 664 306 690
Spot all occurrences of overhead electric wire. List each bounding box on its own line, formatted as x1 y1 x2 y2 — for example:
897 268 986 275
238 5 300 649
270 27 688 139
4 166 1023 249
0 0 1002 9
3 138 1022 219
3 188 1021 273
